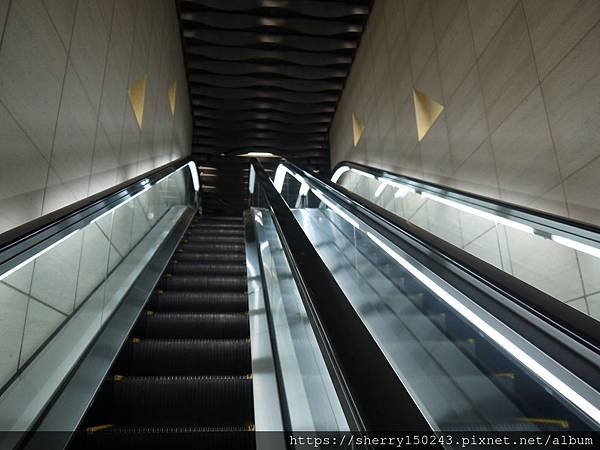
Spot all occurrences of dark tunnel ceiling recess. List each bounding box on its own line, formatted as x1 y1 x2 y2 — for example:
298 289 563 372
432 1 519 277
177 0 372 172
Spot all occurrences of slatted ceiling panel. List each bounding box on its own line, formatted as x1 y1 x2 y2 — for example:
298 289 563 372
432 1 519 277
177 0 372 173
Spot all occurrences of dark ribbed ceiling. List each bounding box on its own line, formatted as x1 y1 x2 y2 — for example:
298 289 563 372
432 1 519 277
177 0 372 173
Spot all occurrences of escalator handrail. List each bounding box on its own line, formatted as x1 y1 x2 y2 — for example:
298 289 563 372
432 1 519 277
251 159 434 432
0 157 199 280
332 160 600 252
279 160 600 394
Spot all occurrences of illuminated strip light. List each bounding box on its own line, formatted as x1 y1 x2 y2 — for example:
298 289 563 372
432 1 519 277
395 185 414 198
187 161 200 191
379 179 416 198
421 192 534 235
374 182 387 198
249 165 256 194
331 166 350 183
374 177 417 199
366 231 600 426
350 168 376 179
273 164 312 198
286 170 311 197
254 210 264 226
299 182 310 197
0 230 79 282
273 164 287 193
312 189 360 229
551 235 600 260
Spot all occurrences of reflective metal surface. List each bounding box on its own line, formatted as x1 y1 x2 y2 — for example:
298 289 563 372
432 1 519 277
252 208 349 432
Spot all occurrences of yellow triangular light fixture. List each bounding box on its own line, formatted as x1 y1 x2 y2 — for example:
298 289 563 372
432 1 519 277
168 80 177 116
352 112 364 147
413 88 444 141
128 74 147 128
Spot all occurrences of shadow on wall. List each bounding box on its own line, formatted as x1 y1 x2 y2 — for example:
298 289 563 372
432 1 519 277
0 0 192 235
330 0 600 227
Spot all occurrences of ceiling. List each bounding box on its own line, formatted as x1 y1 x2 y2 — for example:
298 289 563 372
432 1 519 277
176 0 372 173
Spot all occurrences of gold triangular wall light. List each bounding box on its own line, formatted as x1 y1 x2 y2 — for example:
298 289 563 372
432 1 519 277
128 74 147 128
168 80 177 116
352 112 365 147
413 88 444 142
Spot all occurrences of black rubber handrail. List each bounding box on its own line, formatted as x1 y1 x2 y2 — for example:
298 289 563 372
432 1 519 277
251 159 434 433
0 157 194 278
282 160 600 394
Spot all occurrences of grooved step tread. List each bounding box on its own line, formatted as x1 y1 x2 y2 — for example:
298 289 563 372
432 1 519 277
134 313 250 339
149 291 248 313
100 376 253 426
116 339 251 376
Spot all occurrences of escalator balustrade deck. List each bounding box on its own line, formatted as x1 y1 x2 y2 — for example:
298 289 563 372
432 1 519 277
76 215 254 449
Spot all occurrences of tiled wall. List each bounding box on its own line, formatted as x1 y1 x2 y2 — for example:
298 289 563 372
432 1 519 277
330 0 600 227
0 0 192 235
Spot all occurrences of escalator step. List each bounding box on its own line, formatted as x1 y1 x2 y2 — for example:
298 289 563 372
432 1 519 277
158 274 247 291
77 426 255 450
134 313 250 339
167 262 247 276
188 225 244 233
178 243 246 254
181 235 245 244
193 216 243 222
102 376 253 426
149 291 248 312
190 221 243 228
187 228 245 236
115 339 251 375
175 251 246 263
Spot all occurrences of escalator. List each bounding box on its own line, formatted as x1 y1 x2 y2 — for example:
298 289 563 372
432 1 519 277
1 157 600 450
73 215 255 449
297 208 581 431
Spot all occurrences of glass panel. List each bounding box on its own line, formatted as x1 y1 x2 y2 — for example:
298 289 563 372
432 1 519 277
0 166 194 393
253 208 349 432
336 169 600 322
278 166 600 432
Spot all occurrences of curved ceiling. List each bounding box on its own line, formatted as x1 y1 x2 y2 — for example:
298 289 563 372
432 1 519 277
177 0 372 172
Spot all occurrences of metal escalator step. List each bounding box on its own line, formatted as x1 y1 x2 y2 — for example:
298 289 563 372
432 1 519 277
181 235 245 244
178 243 246 254
102 376 253 426
115 339 251 376
77 426 255 450
149 291 248 312
134 313 250 339
158 274 247 291
175 251 246 263
186 228 245 236
167 262 247 276
188 225 244 233
193 216 243 222
191 221 243 228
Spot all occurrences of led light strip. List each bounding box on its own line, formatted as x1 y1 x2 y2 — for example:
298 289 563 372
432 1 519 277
366 231 600 425
551 235 600 260
0 230 80 282
331 166 350 183
374 182 387 198
274 164 310 197
421 192 534 234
